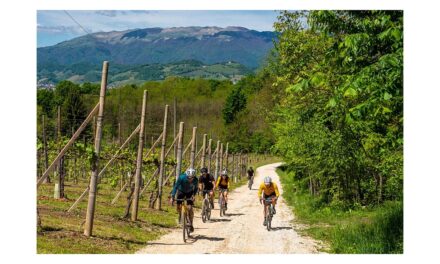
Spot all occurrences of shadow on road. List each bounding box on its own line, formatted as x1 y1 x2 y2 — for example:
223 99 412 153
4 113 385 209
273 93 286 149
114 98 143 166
226 213 244 216
270 226 293 231
209 218 231 223
193 234 225 242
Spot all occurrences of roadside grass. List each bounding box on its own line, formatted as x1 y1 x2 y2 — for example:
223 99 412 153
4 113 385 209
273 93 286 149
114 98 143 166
37 180 178 254
277 168 403 254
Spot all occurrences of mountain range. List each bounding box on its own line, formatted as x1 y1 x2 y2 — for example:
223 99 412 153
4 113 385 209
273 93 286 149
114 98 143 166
37 26 277 86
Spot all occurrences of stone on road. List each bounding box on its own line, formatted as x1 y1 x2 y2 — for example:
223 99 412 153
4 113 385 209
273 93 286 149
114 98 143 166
137 162 321 254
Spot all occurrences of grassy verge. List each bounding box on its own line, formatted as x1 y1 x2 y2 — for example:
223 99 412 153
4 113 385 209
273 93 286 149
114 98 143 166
37 180 179 254
277 168 403 254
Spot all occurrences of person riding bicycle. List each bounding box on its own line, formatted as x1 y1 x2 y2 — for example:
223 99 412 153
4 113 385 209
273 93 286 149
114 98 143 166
170 168 199 232
247 166 254 180
216 169 230 210
258 176 280 226
198 167 215 208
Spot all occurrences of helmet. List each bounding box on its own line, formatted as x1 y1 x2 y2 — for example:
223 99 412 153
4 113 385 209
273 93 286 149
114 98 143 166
186 168 196 178
264 176 272 185
221 169 228 176
201 167 208 173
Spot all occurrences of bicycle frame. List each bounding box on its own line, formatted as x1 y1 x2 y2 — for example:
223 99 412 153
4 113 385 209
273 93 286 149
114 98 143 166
174 198 194 242
218 188 227 216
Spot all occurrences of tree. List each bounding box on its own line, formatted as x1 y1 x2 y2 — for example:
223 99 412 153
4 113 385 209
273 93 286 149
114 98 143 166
222 86 247 124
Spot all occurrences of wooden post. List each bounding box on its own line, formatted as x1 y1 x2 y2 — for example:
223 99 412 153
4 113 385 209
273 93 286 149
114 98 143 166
214 140 220 180
118 123 121 146
42 115 50 183
201 134 207 169
220 143 224 172
189 127 197 169
175 122 184 180
157 105 169 210
173 97 177 159
225 142 229 172
131 90 148 221
232 154 236 183
92 116 96 141
207 139 212 173
84 61 109 237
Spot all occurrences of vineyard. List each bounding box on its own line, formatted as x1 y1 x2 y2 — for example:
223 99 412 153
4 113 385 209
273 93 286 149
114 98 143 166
36 62 275 252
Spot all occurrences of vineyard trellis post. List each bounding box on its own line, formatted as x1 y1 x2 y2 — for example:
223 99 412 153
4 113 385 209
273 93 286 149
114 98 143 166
214 140 220 180
220 143 223 172
42 115 50 183
175 122 184 180
225 142 229 172
232 154 236 183
207 138 212 173
131 90 148 221
84 61 109 237
190 127 197 169
157 105 169 210
118 122 121 146
173 97 177 159
201 134 207 169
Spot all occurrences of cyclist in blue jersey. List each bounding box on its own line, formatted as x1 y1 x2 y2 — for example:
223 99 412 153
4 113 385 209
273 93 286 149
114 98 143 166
170 168 199 232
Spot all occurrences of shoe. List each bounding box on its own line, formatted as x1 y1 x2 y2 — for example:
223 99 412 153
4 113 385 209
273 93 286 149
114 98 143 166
189 225 194 232
263 220 267 226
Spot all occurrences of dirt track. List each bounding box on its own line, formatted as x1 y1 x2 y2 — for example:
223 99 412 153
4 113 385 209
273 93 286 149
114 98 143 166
137 162 322 254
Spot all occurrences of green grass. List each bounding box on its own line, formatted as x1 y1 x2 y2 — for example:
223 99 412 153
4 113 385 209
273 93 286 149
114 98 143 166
37 179 179 254
277 168 403 254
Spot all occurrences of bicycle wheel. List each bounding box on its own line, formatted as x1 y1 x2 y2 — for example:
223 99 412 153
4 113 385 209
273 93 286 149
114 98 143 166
266 206 271 231
219 195 224 217
207 205 211 220
186 214 191 237
182 210 187 242
201 199 207 223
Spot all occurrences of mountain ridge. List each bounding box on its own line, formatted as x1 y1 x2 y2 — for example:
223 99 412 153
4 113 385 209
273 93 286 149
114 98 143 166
37 26 276 85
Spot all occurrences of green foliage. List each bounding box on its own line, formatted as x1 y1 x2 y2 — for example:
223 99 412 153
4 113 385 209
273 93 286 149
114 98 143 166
278 168 403 253
271 11 403 206
222 86 247 124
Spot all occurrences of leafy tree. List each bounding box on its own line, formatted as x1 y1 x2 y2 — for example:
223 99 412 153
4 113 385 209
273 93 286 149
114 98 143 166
222 86 247 124
270 11 403 206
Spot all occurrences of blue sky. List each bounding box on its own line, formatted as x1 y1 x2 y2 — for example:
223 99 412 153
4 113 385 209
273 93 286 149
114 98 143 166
37 10 280 47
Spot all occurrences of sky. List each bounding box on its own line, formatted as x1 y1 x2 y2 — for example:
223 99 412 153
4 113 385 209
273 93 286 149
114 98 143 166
37 10 280 47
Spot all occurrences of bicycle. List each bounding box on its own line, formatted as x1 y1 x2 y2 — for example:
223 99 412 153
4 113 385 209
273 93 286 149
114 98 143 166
218 188 227 217
173 198 194 242
201 189 212 223
248 176 254 190
263 198 275 231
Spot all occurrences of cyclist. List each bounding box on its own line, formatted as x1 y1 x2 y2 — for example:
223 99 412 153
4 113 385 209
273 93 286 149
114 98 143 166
216 169 230 210
258 176 280 226
247 166 255 185
198 167 216 208
170 168 199 232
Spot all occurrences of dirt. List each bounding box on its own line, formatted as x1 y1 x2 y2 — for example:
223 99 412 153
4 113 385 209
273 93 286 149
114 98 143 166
137 162 323 254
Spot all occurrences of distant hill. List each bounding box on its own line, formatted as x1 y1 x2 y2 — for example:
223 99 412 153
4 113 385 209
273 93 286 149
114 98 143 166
37 26 276 86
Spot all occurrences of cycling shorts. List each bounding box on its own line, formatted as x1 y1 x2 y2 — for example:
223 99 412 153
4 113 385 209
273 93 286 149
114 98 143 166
263 192 276 199
176 191 194 205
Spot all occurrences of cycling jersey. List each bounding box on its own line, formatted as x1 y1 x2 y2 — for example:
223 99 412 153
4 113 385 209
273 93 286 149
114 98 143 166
199 173 215 190
171 173 199 197
216 176 230 189
258 182 280 198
